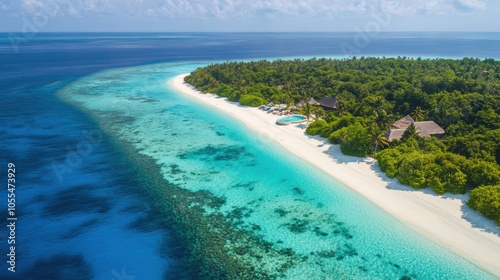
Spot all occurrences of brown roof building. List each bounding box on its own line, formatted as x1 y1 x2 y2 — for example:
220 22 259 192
390 115 414 129
385 115 445 141
318 95 338 109
295 97 320 107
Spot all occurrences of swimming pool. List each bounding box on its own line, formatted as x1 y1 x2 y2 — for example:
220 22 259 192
277 115 307 125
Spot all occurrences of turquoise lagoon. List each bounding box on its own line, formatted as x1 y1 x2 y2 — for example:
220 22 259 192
58 62 497 279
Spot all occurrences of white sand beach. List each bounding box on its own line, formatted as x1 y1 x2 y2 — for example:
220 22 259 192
169 73 500 278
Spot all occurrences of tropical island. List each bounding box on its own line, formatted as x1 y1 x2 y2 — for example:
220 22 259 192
184 57 500 227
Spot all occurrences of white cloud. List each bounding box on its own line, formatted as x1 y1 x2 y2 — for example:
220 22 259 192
247 0 483 18
67 2 82 17
145 0 212 18
379 0 485 15
20 0 45 13
380 1 452 16
0 0 491 20
197 3 208 16
456 0 485 9
211 0 235 19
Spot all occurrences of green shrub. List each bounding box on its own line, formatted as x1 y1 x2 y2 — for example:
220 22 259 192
306 120 328 135
327 132 342 144
393 152 469 194
376 149 403 178
239 95 264 107
466 160 500 188
330 115 357 131
437 160 468 194
328 122 366 143
228 90 241 102
423 137 447 153
216 85 233 97
328 122 369 156
468 185 500 226
319 125 334 138
340 143 369 157
325 111 339 123
428 176 446 195
396 152 434 189
399 138 420 153
247 91 266 100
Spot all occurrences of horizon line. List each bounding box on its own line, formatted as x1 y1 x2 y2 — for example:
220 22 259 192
2 31 500 34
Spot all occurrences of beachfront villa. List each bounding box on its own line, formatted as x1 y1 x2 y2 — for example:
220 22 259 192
385 115 445 141
295 95 338 111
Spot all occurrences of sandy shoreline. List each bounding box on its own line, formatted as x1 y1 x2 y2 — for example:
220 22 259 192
169 73 500 278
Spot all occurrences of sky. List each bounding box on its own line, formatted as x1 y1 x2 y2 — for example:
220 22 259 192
0 0 499 32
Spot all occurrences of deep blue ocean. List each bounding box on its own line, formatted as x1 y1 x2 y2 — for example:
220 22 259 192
1 32 500 280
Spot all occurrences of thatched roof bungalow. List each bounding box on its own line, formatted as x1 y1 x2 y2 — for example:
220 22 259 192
384 129 406 142
318 95 338 110
390 115 414 129
384 115 445 141
414 121 445 136
295 97 320 107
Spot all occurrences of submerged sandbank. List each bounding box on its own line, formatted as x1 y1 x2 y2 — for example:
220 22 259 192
170 73 500 278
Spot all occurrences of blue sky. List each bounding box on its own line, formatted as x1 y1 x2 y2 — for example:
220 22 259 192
1 0 499 32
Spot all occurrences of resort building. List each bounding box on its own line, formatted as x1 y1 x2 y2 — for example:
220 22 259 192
295 97 320 107
318 95 338 110
295 96 338 110
384 115 445 141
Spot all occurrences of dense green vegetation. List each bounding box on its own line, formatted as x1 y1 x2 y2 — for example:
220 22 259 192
186 57 500 225
468 185 500 226
377 138 500 195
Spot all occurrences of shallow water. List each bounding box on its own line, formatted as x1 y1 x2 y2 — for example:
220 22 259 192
57 62 497 279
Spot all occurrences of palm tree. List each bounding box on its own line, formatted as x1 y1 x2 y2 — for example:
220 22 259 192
285 97 295 111
313 106 325 120
299 103 324 124
299 103 314 124
401 124 420 141
367 126 389 157
412 106 424 122
373 110 391 131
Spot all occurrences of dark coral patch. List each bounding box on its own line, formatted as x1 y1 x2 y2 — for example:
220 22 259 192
284 218 309 234
61 218 101 239
44 185 112 216
169 164 184 174
292 187 304 195
178 145 254 162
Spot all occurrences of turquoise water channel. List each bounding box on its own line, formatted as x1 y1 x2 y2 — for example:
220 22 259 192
57 62 497 279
